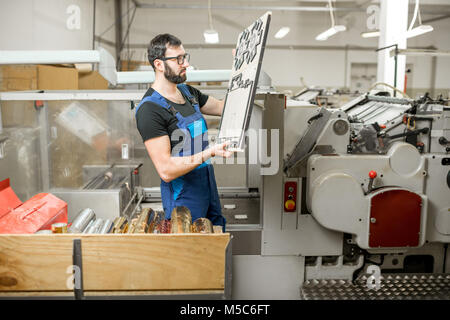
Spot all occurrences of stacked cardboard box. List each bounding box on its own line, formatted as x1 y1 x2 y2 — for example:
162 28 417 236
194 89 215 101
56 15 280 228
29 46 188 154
0 64 108 92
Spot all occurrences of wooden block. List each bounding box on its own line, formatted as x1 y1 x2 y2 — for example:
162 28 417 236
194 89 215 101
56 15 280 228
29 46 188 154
0 234 230 292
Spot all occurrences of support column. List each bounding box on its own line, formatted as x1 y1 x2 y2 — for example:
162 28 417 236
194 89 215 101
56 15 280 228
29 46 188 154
377 0 408 95
430 56 437 98
114 0 123 70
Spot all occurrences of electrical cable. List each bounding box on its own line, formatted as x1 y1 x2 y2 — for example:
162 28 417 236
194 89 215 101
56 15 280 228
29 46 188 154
328 0 335 27
97 4 137 39
208 0 214 30
444 244 448 273
119 5 137 54
408 0 420 31
368 82 412 99
92 0 96 50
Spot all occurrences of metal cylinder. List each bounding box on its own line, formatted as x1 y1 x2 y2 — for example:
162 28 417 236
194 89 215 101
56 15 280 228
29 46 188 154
192 218 213 233
99 219 113 234
170 206 192 233
86 218 104 234
82 219 95 233
68 208 96 233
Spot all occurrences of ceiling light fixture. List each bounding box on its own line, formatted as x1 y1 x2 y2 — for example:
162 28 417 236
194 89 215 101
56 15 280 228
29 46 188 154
406 24 433 38
405 0 433 39
315 0 346 41
204 30 219 44
274 27 290 39
361 30 380 38
204 0 219 44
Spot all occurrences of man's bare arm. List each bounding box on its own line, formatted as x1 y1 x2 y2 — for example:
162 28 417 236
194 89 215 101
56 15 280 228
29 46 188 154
145 135 232 182
200 96 225 116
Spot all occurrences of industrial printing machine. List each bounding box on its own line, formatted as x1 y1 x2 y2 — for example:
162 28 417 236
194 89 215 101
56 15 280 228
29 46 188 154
0 65 449 300
0 76 449 299
290 87 359 108
280 90 450 299
139 78 449 299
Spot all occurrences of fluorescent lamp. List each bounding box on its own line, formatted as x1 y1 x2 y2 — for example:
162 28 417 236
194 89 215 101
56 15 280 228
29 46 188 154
361 30 380 38
315 25 346 41
203 29 219 44
274 27 290 39
405 24 433 38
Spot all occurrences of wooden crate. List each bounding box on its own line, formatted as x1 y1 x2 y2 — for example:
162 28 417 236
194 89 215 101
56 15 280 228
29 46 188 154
0 233 231 298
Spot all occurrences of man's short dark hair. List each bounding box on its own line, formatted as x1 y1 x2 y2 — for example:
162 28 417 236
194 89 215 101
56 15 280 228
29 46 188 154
147 34 182 69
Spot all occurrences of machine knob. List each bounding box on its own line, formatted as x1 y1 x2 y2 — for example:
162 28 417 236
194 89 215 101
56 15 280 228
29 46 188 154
285 200 295 211
369 171 377 179
368 171 377 193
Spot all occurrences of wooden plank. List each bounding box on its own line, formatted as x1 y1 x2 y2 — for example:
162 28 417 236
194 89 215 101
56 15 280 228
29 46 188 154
0 234 230 292
0 235 73 291
0 289 224 298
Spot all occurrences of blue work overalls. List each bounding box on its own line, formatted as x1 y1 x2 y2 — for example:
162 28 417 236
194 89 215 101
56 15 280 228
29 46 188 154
135 84 226 229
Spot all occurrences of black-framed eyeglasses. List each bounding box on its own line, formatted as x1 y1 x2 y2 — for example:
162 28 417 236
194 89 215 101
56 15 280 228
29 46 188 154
158 53 190 65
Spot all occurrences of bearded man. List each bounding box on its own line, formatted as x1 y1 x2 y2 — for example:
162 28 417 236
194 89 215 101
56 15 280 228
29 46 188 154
135 33 233 230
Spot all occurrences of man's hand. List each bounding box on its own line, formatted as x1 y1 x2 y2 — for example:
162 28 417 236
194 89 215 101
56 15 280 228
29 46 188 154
211 141 234 158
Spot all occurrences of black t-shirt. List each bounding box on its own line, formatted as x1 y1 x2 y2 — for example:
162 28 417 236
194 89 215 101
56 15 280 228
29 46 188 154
136 85 209 150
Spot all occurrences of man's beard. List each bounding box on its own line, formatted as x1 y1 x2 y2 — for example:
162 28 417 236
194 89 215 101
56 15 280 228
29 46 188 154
163 62 186 84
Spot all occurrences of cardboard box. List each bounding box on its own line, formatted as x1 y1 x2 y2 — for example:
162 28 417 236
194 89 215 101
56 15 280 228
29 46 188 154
0 65 38 91
78 71 109 90
0 64 79 92
0 65 111 92
0 178 68 234
37 65 78 90
120 60 149 71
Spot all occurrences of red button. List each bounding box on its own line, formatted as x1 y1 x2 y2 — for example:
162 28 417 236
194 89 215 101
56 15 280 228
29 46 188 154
285 200 295 210
369 170 377 179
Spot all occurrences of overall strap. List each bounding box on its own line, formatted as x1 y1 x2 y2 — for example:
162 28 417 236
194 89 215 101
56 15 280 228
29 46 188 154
135 91 177 117
177 84 198 106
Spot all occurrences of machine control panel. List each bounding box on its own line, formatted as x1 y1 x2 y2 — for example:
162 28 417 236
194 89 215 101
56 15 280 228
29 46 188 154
284 181 297 212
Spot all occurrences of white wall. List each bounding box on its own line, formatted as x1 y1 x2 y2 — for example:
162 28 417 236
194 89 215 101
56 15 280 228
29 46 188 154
0 0 94 50
121 3 450 92
0 0 449 92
